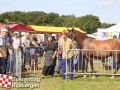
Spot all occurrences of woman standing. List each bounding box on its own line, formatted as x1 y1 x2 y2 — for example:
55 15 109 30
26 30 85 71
42 36 58 77
12 31 21 74
12 32 21 50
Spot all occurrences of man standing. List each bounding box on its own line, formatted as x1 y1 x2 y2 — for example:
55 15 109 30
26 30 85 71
4 26 14 74
112 35 117 69
56 35 63 74
21 32 31 70
0 28 8 74
60 30 74 80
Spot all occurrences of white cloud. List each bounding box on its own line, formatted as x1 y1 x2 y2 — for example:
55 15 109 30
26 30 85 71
99 0 117 7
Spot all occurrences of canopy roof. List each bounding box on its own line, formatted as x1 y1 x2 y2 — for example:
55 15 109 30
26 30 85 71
30 25 85 33
0 24 34 32
107 23 120 30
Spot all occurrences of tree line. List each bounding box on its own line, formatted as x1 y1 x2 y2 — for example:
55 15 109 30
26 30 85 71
0 11 115 34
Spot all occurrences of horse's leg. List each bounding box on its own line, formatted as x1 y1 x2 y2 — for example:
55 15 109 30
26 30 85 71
114 63 120 74
111 63 120 79
81 56 85 73
83 57 88 78
90 59 94 73
89 58 96 78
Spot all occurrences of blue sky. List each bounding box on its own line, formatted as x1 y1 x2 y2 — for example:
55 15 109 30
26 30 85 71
0 0 120 24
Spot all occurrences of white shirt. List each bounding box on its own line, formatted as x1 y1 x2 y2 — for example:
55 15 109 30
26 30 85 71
12 37 20 49
21 36 31 47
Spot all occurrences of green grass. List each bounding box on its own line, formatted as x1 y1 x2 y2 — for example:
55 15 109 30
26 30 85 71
1 58 120 90
40 75 120 90
1 73 120 90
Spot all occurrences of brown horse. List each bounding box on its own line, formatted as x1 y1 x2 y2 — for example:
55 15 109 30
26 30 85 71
67 28 120 78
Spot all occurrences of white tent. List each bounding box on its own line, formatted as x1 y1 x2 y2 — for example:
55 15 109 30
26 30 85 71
87 32 98 39
107 23 120 30
98 29 119 40
97 23 120 40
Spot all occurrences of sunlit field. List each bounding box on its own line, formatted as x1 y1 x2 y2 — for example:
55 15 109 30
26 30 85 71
1 59 120 90
1 74 120 90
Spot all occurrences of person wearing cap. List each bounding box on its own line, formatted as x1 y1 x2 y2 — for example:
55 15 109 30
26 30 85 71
12 32 21 50
10 32 21 73
0 28 8 74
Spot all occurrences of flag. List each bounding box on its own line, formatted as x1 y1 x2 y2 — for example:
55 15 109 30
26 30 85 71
0 74 12 88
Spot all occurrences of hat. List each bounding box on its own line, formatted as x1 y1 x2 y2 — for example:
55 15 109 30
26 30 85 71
14 31 19 34
1 28 8 32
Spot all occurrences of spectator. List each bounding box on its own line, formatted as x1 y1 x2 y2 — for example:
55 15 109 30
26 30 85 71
56 35 64 74
113 35 117 38
73 43 80 72
12 31 21 74
12 32 21 50
0 28 8 74
29 35 39 70
57 46 62 74
113 35 117 69
21 32 31 71
42 35 58 77
4 26 14 74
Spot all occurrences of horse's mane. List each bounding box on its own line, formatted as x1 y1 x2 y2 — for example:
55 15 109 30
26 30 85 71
74 30 94 40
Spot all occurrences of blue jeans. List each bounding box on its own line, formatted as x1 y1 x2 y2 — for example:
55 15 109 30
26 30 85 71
61 58 74 80
6 49 13 73
6 55 10 73
113 58 116 69
22 48 30 69
2 57 7 74
57 55 62 73
57 60 62 73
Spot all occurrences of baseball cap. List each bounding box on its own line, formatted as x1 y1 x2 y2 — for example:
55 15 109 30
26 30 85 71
1 28 8 32
14 31 19 34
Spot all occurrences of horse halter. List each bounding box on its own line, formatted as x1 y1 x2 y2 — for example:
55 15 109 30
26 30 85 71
69 31 75 41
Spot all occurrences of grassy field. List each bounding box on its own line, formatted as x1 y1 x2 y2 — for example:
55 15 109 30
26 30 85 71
1 72 120 90
1 59 120 90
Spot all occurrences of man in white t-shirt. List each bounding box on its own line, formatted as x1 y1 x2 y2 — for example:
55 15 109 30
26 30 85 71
0 28 8 74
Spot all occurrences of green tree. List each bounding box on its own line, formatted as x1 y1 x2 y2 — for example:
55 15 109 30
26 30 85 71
100 23 115 28
61 15 77 27
1 11 115 32
77 14 101 34
0 12 11 23
45 12 59 26
26 11 47 25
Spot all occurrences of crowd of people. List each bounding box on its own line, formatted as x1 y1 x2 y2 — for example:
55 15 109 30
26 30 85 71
0 26 44 74
0 26 80 80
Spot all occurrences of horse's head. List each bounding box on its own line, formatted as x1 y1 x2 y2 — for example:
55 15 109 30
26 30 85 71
67 28 75 41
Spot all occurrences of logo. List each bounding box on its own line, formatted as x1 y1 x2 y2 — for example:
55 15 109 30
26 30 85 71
0 74 12 88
